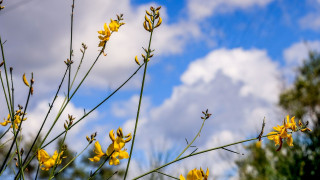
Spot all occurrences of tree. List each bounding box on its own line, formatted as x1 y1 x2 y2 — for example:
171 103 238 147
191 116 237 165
236 51 320 179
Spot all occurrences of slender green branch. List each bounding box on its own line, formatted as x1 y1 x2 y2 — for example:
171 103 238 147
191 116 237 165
49 128 68 179
156 171 180 180
88 151 114 180
0 137 13 149
38 49 103 152
52 142 91 178
133 134 273 180
0 127 10 140
123 13 155 180
0 71 11 115
68 0 75 99
0 36 13 118
70 44 86 89
42 62 144 149
9 68 25 179
34 164 40 180
175 116 207 160
16 66 70 179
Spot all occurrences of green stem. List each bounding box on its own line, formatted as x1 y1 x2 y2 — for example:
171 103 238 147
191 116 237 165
156 171 179 180
49 128 68 179
133 135 272 179
0 137 14 149
16 66 70 180
34 164 40 180
175 117 207 160
88 151 114 180
0 71 11 115
68 0 75 99
42 62 144 149
70 45 86 90
123 15 155 180
38 49 103 152
52 142 91 178
0 127 10 140
0 36 13 118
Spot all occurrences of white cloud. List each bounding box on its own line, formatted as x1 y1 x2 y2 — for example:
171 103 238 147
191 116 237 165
299 13 320 31
111 95 151 118
187 0 273 20
181 48 280 102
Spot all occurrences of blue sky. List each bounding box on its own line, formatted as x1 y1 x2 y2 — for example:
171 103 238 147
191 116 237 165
1 0 320 179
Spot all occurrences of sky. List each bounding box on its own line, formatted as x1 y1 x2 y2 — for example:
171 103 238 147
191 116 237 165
1 0 320 179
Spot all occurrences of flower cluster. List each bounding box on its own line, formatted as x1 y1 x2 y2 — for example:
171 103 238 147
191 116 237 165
37 149 65 171
180 167 209 180
143 6 162 32
267 115 311 150
98 15 124 48
0 109 27 129
89 127 131 166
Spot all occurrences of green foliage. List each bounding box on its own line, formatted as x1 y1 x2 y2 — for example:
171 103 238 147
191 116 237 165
236 51 320 179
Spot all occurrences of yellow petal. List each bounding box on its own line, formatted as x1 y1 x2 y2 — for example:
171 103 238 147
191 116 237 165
117 127 123 137
23 73 30 87
93 141 104 156
118 150 129 159
106 143 114 156
109 129 116 141
179 175 186 180
287 134 293 146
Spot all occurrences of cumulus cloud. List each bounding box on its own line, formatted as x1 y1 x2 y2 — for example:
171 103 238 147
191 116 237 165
187 0 273 20
120 48 281 178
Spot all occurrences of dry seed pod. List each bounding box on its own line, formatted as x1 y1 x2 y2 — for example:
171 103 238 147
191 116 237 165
23 73 30 87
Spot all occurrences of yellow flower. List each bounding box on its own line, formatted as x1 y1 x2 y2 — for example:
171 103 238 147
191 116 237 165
89 127 131 166
1 111 27 129
106 127 131 166
37 149 65 171
109 19 120 32
98 23 111 47
286 115 297 132
88 141 105 162
268 116 298 150
267 132 281 146
180 167 209 180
